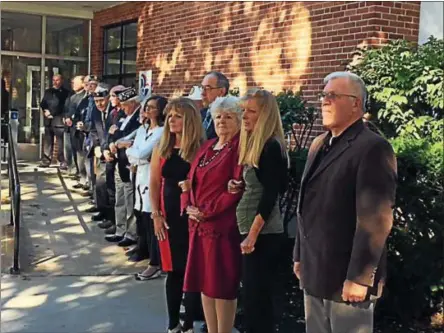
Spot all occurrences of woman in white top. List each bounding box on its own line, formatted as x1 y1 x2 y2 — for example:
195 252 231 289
125 95 167 273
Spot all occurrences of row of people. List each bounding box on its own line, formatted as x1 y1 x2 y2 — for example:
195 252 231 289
41 70 397 333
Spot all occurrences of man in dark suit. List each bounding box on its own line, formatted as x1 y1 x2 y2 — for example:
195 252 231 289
39 74 71 168
199 71 229 140
293 71 397 333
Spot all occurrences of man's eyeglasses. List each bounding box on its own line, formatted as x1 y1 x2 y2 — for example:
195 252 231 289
199 85 222 92
319 91 357 102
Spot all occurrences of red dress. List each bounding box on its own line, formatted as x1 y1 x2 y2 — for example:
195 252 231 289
182 134 243 300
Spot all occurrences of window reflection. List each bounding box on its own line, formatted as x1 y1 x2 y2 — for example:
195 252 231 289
46 17 88 57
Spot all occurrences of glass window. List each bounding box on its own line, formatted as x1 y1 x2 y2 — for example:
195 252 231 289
103 21 137 85
123 49 136 73
44 59 88 91
123 22 137 48
46 17 88 57
105 26 121 51
1 56 42 143
1 12 42 53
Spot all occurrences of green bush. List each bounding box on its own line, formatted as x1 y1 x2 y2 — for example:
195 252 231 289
350 37 444 325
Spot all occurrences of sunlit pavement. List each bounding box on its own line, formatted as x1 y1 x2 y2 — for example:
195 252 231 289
0 163 223 332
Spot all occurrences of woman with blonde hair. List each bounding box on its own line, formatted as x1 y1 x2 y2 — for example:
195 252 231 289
231 88 289 333
150 97 204 333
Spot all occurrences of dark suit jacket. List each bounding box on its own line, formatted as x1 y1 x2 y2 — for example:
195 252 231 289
293 120 397 302
102 106 125 151
40 87 71 127
200 107 217 140
86 104 108 158
115 109 140 182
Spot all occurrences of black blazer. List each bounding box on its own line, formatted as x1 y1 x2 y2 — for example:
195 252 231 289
200 107 217 140
86 105 108 158
293 120 397 302
115 109 140 182
40 87 71 127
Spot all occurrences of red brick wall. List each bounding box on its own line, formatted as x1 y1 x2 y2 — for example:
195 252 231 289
92 1 420 135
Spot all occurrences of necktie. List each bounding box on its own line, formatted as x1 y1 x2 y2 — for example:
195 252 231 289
203 109 212 130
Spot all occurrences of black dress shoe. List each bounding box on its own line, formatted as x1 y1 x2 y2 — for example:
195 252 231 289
128 252 149 262
92 213 105 222
117 238 137 247
125 247 138 256
72 183 84 189
85 206 99 213
39 162 50 168
98 220 113 229
82 184 90 191
105 235 124 242
105 226 117 235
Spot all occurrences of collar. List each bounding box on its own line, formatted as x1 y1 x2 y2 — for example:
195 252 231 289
326 119 364 146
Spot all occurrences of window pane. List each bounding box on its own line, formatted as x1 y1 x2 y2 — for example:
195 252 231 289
1 55 42 143
44 59 88 91
106 26 121 51
46 17 88 57
122 76 137 88
1 12 42 53
104 52 121 75
124 22 137 48
123 49 136 73
103 77 120 87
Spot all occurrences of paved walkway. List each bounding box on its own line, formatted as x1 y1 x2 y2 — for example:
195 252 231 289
0 163 222 333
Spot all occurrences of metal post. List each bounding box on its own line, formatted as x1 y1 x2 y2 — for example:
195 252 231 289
88 20 92 74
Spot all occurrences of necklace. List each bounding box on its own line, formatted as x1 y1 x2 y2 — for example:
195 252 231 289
198 142 230 168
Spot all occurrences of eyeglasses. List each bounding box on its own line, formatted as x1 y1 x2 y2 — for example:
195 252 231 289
319 91 357 102
199 85 222 92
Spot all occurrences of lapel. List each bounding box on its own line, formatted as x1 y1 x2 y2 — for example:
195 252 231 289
307 120 365 184
300 133 327 186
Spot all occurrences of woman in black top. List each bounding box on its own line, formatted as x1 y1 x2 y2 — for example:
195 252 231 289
231 88 288 333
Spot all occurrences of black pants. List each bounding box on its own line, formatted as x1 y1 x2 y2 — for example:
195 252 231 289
42 125 64 164
166 270 200 330
134 210 161 265
95 161 112 220
241 233 283 333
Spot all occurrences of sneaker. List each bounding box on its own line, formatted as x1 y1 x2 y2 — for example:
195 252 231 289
59 162 68 171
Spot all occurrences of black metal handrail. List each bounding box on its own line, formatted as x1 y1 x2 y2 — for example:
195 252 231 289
7 123 21 274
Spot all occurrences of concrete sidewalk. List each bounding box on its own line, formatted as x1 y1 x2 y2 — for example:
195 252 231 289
0 164 222 333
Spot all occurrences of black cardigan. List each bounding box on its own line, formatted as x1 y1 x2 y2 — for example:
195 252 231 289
253 137 288 222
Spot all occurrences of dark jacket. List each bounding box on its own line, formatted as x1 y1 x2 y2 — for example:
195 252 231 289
102 106 125 151
40 86 71 127
1 78 9 119
85 104 109 158
200 107 217 140
67 91 89 151
293 120 397 302
115 108 140 182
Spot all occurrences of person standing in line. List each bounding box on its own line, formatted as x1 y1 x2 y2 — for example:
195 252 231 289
127 95 167 269
200 71 230 140
63 75 85 179
104 87 141 244
233 88 289 333
293 71 397 333
39 74 70 168
181 96 244 333
150 98 204 333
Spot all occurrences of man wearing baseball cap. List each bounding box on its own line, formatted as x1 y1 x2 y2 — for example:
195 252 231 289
105 86 141 246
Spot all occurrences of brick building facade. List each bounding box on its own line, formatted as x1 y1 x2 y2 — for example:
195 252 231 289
92 1 420 104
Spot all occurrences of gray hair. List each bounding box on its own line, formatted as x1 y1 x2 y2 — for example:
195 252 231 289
206 71 230 96
323 71 367 111
210 95 242 121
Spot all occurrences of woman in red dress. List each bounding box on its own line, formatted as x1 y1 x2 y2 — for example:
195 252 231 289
181 96 244 333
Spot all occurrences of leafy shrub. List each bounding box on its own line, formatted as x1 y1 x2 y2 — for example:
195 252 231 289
350 37 444 326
